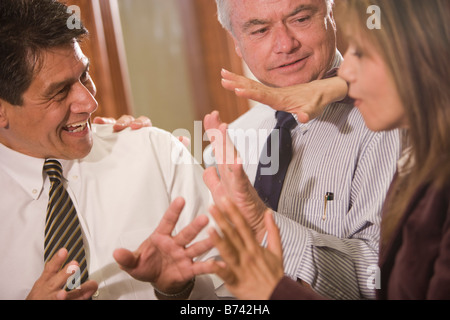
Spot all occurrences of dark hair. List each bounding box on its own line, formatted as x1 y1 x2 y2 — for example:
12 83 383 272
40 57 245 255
0 0 88 106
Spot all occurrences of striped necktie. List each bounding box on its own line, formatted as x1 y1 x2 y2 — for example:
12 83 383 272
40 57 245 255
254 111 297 211
44 159 88 289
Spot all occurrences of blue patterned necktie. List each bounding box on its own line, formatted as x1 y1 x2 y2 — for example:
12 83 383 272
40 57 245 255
253 111 297 211
44 159 88 289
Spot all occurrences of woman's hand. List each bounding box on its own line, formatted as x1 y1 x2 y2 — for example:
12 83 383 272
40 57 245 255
221 69 348 123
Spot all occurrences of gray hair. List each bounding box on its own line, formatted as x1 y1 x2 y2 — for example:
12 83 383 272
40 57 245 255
215 0 335 34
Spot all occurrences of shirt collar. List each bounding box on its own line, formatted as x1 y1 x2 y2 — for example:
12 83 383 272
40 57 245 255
0 143 46 200
397 146 414 177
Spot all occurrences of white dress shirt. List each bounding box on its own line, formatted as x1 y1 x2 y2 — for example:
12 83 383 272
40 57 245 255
204 51 403 299
0 124 217 300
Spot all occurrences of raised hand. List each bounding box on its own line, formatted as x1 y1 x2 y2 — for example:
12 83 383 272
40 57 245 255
221 69 348 123
206 198 284 300
113 197 212 297
26 248 98 300
203 111 269 243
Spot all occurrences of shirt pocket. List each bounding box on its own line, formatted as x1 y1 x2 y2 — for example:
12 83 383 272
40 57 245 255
279 196 346 238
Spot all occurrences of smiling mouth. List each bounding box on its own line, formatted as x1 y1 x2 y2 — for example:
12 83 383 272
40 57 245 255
64 121 88 133
277 57 308 69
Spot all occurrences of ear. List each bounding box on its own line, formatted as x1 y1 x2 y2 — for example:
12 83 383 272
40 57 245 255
0 99 10 129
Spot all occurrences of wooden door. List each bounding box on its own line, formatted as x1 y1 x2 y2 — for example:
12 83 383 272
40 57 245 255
66 0 133 119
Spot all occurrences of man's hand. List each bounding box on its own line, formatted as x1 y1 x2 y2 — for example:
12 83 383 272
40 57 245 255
93 115 190 147
113 197 212 297
203 111 268 243
93 115 152 132
26 248 98 300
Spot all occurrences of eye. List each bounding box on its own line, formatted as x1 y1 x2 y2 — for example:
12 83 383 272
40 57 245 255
296 16 310 23
54 85 71 100
348 43 364 59
251 27 268 35
352 48 363 58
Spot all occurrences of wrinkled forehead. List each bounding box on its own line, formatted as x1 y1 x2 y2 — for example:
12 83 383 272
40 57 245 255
28 42 89 96
229 0 330 32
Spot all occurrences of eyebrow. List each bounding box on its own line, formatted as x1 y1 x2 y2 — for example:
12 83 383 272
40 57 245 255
43 60 90 98
241 4 317 32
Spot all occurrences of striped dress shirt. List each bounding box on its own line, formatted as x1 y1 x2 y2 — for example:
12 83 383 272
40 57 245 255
204 52 402 299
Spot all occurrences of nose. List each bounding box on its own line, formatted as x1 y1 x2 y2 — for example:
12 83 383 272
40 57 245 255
273 24 300 54
70 81 98 115
338 49 356 84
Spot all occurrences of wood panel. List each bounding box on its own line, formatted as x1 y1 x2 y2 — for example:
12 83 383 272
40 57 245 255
179 0 250 124
65 0 133 119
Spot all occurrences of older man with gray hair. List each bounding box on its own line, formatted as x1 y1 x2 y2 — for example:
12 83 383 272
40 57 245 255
204 0 402 300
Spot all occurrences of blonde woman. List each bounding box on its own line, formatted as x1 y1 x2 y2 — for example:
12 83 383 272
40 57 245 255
204 0 450 299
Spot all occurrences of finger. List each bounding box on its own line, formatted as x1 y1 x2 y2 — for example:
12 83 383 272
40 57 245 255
204 112 240 168
212 122 240 169
208 227 239 267
92 116 116 125
209 205 245 255
221 68 248 86
130 116 152 130
219 198 259 252
204 111 222 143
155 197 186 235
221 78 239 92
64 280 99 300
194 259 237 285
173 214 209 247
221 123 241 166
178 136 191 147
203 111 219 130
264 211 283 259
185 237 214 260
191 259 221 276
113 248 139 270
203 167 224 197
297 112 310 124
52 260 82 294
113 115 135 132
43 248 68 275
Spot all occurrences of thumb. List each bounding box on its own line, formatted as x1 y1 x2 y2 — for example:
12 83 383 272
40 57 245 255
265 211 283 260
113 248 139 270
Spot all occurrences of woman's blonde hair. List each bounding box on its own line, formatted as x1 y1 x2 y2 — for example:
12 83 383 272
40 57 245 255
337 0 450 244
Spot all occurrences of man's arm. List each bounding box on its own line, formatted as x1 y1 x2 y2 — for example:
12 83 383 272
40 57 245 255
278 129 400 300
203 111 401 300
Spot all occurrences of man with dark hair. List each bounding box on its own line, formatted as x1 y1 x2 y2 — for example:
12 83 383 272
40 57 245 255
0 0 87 106
0 0 216 300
